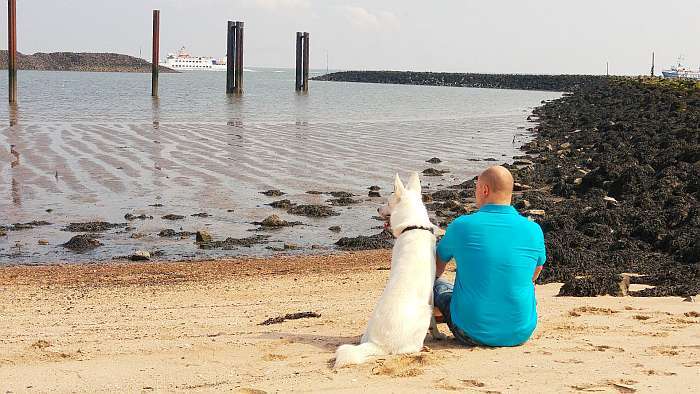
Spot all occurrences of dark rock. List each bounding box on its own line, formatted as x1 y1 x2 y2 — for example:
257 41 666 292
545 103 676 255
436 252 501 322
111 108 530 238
191 212 211 218
287 205 340 218
64 222 127 232
268 199 295 209
335 231 393 250
368 185 381 191
199 235 270 249
161 214 185 221
368 191 381 197
260 189 285 197
62 234 102 252
328 226 341 233
158 229 193 238
253 214 302 228
306 190 324 195
483 158 497 161
328 191 354 198
196 230 212 243
124 213 153 220
426 157 442 164
328 197 361 206
558 274 630 297
130 251 150 261
9 221 51 231
422 168 449 176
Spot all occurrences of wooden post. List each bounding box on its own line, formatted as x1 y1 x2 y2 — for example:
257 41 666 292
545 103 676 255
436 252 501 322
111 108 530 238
226 21 235 94
151 10 160 97
606 62 609 77
234 21 244 94
651 52 655 77
302 32 309 92
8 0 17 103
295 32 303 91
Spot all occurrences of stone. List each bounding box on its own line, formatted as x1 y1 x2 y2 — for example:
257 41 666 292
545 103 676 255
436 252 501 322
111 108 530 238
573 177 583 185
526 209 546 216
62 234 102 252
196 230 212 243
368 185 381 191
328 226 341 233
513 182 532 192
513 159 534 166
161 214 185 220
260 189 285 197
682 296 696 303
426 157 442 164
284 243 301 250
261 215 286 227
124 213 153 220
37 239 49 245
368 190 381 197
130 251 150 261
515 199 531 210
560 142 572 149
268 199 294 209
422 168 449 176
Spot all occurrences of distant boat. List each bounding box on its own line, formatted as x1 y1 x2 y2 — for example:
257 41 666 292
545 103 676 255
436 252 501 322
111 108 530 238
662 56 700 80
160 47 227 71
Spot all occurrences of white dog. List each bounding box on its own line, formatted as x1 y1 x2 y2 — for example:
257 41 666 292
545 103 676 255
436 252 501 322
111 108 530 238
334 172 441 368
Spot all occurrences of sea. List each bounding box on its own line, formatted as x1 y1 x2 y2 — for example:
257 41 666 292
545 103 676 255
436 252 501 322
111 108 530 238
0 69 561 264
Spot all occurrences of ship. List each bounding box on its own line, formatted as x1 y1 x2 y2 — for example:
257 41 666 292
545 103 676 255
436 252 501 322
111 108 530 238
662 56 700 80
159 47 227 71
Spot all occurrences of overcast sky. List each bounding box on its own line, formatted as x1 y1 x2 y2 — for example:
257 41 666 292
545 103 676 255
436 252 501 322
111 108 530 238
1 0 698 75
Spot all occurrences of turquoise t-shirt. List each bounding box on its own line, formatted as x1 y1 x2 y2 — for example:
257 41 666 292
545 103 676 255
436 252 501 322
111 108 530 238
437 204 546 347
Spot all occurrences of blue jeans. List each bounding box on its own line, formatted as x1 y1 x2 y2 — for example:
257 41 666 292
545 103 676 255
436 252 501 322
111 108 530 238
434 278 480 346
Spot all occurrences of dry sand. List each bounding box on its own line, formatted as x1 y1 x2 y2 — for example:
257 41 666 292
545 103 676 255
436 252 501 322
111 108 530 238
1 250 698 393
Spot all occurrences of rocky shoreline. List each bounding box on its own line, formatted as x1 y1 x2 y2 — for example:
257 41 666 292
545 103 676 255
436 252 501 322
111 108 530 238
0 51 175 73
313 70 608 92
423 77 699 297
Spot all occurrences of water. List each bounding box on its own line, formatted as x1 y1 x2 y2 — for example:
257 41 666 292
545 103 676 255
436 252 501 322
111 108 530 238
0 69 561 264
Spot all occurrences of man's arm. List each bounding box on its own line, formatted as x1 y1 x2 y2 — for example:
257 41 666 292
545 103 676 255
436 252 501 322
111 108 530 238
532 265 543 284
436 255 448 279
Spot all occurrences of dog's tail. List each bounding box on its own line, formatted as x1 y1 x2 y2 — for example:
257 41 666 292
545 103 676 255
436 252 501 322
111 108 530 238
334 342 384 368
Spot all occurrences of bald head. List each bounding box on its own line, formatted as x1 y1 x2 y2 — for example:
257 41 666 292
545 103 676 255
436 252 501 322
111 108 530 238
475 166 514 207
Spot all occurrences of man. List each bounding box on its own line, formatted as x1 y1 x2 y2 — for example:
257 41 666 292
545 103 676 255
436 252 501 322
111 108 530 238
434 165 546 347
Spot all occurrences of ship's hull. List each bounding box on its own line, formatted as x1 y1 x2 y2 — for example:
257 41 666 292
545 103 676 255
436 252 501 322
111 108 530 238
662 70 700 80
160 62 227 71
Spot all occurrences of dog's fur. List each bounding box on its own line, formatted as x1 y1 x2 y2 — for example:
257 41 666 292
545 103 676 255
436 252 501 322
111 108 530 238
334 172 439 368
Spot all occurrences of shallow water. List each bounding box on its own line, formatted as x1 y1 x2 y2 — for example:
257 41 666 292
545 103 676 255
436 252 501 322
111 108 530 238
0 69 561 264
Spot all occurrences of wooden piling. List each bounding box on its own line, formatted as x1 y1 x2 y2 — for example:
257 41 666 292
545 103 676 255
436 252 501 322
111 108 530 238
651 52 655 77
295 32 303 91
234 21 244 94
302 32 309 92
226 21 235 94
151 10 160 97
8 0 17 103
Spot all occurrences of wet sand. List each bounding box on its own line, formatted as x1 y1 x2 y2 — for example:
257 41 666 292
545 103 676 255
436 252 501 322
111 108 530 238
1 250 698 393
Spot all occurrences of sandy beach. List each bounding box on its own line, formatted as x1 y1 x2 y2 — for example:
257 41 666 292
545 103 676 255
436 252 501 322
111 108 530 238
1 250 698 393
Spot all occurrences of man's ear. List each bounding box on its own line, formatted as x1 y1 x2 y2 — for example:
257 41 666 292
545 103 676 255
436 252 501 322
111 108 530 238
394 173 405 197
407 172 421 193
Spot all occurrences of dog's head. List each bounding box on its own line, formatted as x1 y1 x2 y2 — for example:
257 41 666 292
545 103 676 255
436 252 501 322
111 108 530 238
378 172 430 237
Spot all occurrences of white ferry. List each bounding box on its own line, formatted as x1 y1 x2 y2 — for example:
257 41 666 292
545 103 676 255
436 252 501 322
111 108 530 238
662 56 700 80
160 47 227 71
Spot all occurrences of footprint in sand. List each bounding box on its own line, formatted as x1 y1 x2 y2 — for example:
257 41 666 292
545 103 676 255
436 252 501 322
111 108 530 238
371 352 440 378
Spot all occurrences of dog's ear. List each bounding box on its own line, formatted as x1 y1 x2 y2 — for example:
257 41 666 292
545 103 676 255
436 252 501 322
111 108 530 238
407 172 421 193
394 173 405 197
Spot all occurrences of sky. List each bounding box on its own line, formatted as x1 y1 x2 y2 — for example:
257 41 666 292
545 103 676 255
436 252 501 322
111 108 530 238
0 0 698 75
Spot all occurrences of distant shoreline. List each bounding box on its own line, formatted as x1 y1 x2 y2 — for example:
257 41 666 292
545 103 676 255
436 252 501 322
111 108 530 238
0 51 176 73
